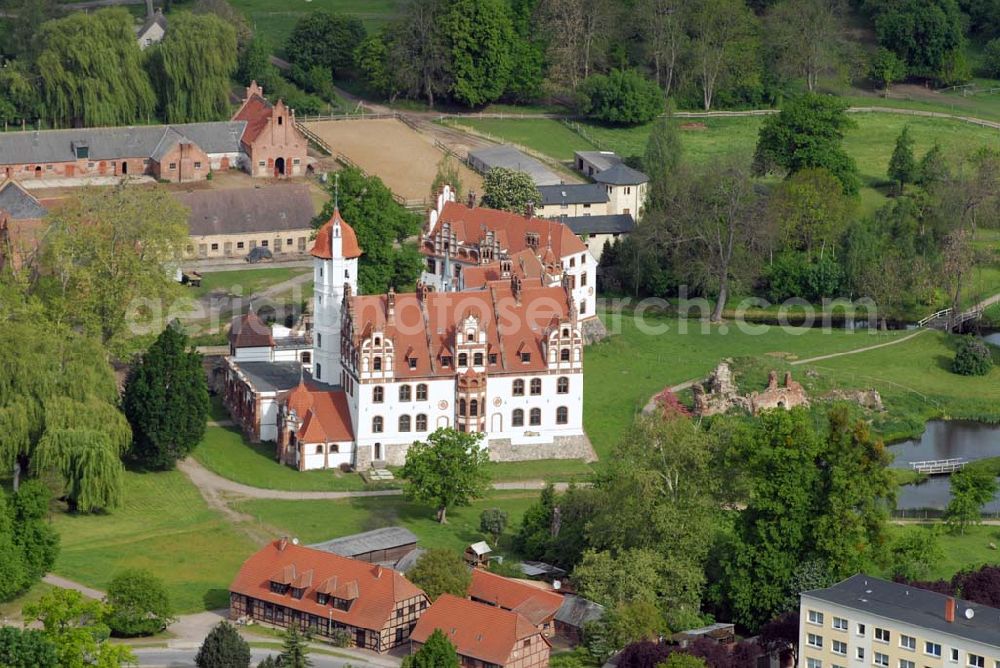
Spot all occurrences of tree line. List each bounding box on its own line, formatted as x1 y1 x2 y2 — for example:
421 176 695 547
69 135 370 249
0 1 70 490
271 0 990 118
600 93 1000 323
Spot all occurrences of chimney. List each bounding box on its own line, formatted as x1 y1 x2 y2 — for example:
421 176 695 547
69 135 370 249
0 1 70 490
145 0 154 18
387 287 396 324
467 191 476 208
512 275 522 305
373 565 383 579
278 536 288 551
946 597 956 623
525 200 535 219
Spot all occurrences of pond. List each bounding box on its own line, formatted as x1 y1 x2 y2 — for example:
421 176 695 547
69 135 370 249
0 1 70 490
986 331 1000 347
889 421 1000 511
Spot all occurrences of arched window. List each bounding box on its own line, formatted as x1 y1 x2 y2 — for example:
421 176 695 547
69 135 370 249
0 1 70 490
373 386 384 403
470 399 478 417
416 384 428 401
399 415 411 432
458 352 468 367
473 352 484 366
330 443 339 453
315 445 323 454
560 348 570 361
529 408 541 426
373 356 382 371
372 416 383 433
557 377 569 394
416 414 428 431
459 398 467 415
512 409 524 427
530 378 542 395
513 379 525 396
556 406 568 424
399 385 411 401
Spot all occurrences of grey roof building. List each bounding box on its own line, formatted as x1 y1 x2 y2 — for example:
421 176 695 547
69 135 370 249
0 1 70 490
560 213 635 235
0 181 46 220
593 163 649 186
0 122 246 165
574 150 622 173
536 183 608 207
467 144 563 186
309 527 419 567
231 361 304 394
177 184 316 237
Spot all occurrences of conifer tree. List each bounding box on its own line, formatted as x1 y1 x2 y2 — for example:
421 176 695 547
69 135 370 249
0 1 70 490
123 323 209 470
195 622 250 668
888 125 917 194
278 625 312 668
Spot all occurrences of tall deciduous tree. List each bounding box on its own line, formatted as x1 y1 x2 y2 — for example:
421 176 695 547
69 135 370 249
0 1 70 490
0 627 58 668
39 184 189 355
312 167 423 295
401 428 490 523
644 109 684 211
36 8 156 127
406 549 472 600
945 466 997 534
873 0 965 81
888 126 917 193
688 0 760 111
753 93 860 195
195 621 250 668
638 0 687 96
404 628 460 668
870 48 906 97
481 167 542 213
766 0 846 91
123 324 209 471
9 480 59 594
0 317 130 512
24 588 135 668
578 69 664 125
148 12 237 123
388 0 450 107
443 0 514 107
766 168 852 261
285 11 366 78
105 569 176 637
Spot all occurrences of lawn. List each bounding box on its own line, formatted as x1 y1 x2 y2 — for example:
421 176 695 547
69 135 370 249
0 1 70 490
189 267 312 299
192 425 376 492
583 309 913 457
51 469 258 614
228 0 405 48
887 523 1000 580
453 113 1000 215
233 491 540 557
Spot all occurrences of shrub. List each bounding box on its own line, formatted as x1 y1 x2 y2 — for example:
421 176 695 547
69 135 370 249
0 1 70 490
578 69 663 125
196 621 250 668
105 569 175 637
952 337 993 376
986 39 1000 78
330 628 351 647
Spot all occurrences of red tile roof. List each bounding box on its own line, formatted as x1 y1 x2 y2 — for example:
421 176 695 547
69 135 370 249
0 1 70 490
468 570 563 627
284 381 354 443
346 281 572 379
411 594 546 666
429 201 587 258
232 95 273 145
230 540 426 632
311 209 362 259
462 250 550 290
229 311 274 348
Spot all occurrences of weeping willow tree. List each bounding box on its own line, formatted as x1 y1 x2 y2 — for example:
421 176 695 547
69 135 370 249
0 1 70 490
35 8 156 128
148 12 237 123
0 318 130 512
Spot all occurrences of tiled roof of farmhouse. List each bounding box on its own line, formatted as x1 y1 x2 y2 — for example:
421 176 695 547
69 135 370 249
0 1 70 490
0 180 46 220
283 381 354 443
429 201 587 258
230 540 425 632
347 281 572 378
178 184 315 236
461 250 548 290
468 570 563 627
232 94 274 145
311 209 362 259
411 594 545 666
0 122 246 165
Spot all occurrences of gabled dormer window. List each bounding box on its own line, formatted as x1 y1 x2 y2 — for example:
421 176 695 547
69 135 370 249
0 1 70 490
520 352 531 363
333 598 352 612
290 587 304 600
317 593 328 605
441 356 452 368
409 358 417 370
269 581 290 595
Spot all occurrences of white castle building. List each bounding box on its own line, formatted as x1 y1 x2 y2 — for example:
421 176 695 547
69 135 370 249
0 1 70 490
222 205 594 471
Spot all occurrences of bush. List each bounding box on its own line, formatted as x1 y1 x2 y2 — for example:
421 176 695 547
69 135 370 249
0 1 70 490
984 38 1000 78
952 337 993 376
196 621 250 668
330 628 351 647
578 69 663 125
105 569 175 637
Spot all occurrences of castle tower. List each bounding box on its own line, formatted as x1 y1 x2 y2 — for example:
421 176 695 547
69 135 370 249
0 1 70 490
309 208 361 385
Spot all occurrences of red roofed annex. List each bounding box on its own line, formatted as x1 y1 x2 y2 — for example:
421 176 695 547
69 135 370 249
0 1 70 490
229 538 429 652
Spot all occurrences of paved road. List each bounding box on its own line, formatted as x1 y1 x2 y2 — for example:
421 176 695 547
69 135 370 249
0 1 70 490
133 647 386 667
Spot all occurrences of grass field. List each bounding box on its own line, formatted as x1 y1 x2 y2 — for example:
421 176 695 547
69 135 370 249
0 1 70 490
888 523 1000 580
228 0 404 50
451 113 1000 215
189 267 312 299
51 470 258 614
233 491 540 556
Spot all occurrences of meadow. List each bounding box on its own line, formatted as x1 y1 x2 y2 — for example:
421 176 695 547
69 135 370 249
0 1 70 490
227 0 404 48
887 523 1000 580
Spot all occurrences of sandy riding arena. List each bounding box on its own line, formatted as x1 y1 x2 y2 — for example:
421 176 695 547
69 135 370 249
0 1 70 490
302 118 483 204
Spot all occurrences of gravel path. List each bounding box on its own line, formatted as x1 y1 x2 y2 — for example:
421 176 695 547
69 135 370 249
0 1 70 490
42 574 105 600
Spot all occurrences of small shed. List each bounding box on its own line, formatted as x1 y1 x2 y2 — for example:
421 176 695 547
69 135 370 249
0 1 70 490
670 622 737 647
518 560 567 583
464 540 492 567
554 594 605 644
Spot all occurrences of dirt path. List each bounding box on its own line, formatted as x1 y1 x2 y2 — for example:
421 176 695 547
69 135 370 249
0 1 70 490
42 574 105 600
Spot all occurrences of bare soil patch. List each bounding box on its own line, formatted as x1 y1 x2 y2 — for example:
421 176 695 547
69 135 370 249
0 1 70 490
303 118 482 203
681 122 708 131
